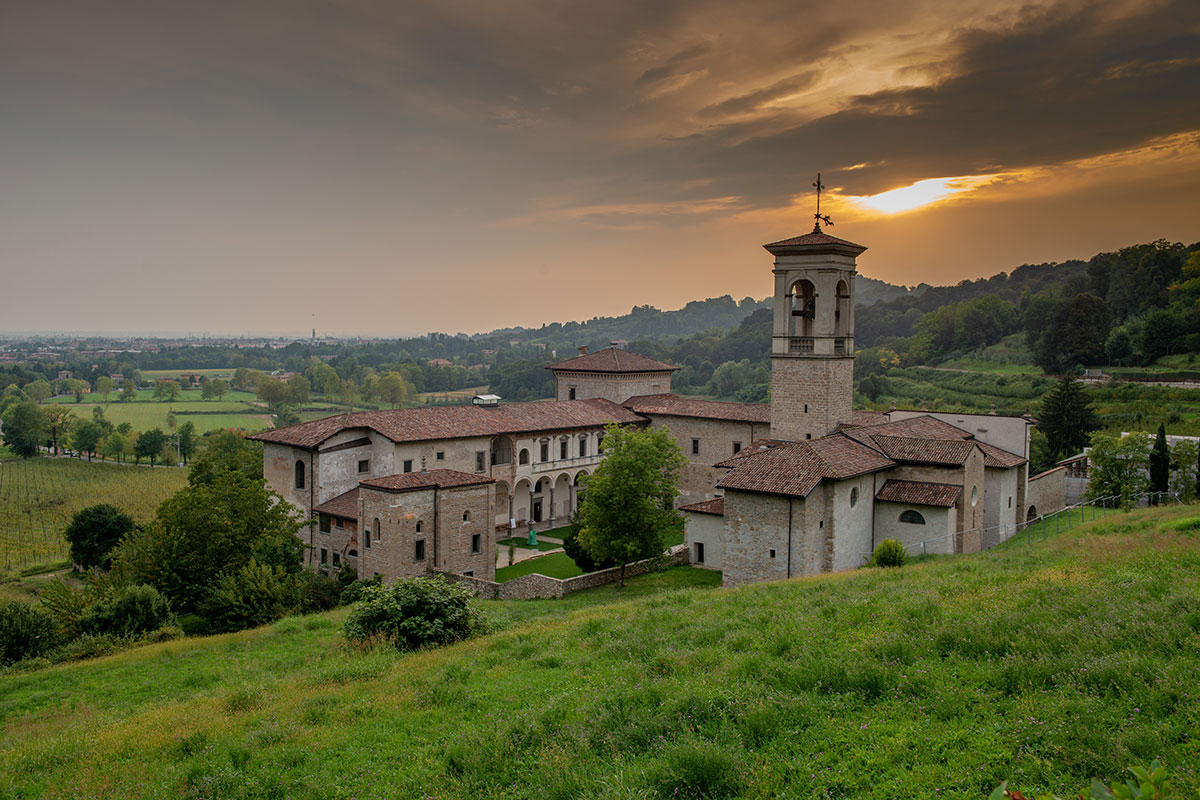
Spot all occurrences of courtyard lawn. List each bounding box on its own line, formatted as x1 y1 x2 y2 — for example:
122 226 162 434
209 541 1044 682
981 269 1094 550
494 551 584 581
496 537 561 552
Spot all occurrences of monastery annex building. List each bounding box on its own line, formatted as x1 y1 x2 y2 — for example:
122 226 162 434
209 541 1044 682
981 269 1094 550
252 226 1065 587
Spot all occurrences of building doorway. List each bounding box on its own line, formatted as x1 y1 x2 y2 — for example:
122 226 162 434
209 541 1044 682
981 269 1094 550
532 499 543 523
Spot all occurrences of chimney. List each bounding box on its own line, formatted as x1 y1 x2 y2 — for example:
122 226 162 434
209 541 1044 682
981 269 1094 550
578 345 588 355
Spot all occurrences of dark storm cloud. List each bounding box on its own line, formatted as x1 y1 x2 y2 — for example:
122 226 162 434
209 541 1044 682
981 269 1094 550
656 0 1200 205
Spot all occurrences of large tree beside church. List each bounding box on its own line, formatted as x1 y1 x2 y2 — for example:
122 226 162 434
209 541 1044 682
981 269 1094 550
1038 376 1100 462
575 423 686 587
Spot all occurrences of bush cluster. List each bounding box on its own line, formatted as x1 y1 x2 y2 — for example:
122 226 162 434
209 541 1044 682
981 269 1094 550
871 538 907 568
343 576 484 651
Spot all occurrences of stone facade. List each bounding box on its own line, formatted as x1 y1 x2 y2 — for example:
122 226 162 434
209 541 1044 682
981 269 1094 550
554 370 674 404
873 502 956 557
682 510 723 570
721 489 830 587
1026 466 1067 521
768 356 854 442
640 414 770 503
357 482 495 583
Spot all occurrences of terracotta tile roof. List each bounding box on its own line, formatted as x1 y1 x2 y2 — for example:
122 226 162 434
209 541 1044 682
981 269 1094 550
717 434 894 498
851 410 890 426
247 398 645 449
843 414 1025 468
976 440 1027 468
678 497 724 516
875 479 962 508
313 488 359 519
866 434 978 465
763 229 867 256
713 438 792 468
360 469 495 493
547 346 677 374
624 393 771 424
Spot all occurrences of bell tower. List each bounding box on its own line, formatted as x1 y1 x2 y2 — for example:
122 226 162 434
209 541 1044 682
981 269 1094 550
765 200 866 442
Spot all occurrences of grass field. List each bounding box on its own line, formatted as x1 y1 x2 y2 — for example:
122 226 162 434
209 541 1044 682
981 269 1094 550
139 368 235 380
0 459 188 573
2 506 1199 798
42 390 273 436
495 550 583 581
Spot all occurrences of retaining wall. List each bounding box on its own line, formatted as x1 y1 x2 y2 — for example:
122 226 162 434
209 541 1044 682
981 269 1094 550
438 545 691 600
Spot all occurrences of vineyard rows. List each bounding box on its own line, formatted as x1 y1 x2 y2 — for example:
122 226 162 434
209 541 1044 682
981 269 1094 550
0 459 188 571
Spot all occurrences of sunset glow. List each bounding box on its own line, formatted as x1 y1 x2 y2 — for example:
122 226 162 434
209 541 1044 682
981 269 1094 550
847 175 1002 215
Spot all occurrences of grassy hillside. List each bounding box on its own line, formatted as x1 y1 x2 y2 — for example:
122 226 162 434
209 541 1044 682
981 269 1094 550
3 509 1200 798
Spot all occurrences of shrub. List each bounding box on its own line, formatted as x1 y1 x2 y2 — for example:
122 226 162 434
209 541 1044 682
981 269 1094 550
78 584 174 637
872 538 907 568
0 602 60 664
296 568 343 613
343 575 484 651
63 503 135 570
340 574 383 606
199 560 301 633
562 524 615 573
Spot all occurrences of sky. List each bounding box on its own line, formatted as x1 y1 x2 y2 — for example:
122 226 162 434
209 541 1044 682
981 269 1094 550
1 0 1198 337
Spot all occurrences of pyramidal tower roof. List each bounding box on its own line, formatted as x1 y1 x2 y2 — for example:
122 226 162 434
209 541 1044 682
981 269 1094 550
763 227 867 257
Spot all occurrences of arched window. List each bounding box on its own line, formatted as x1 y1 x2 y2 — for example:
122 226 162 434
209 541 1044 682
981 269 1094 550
899 510 926 525
970 486 979 507
790 279 816 337
368 517 379 548
416 520 423 533
347 549 357 558
519 448 530 465
462 510 471 522
835 279 851 337
294 460 306 490
1027 506 1038 522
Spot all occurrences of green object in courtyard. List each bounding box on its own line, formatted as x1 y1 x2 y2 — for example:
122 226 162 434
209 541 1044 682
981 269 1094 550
528 529 538 546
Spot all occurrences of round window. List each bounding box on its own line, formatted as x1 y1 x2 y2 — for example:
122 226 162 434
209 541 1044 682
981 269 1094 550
850 487 859 508
971 485 979 507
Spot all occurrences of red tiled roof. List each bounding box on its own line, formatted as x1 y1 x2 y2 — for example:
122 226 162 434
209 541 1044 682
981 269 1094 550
875 479 961 508
867 434 978 466
851 410 890 426
976 440 1027 469
313 488 359 519
843 414 1025 467
247 398 645 449
361 469 494 493
678 497 724 516
717 434 894 498
713 438 792 468
624 393 771 424
547 346 678 374
763 229 867 256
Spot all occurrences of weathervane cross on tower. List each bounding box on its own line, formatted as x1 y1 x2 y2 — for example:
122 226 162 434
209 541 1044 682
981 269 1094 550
812 172 834 232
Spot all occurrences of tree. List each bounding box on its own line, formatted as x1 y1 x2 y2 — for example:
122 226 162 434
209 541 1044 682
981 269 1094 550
378 373 411 409
188 430 263 486
1 401 48 458
575 423 686 586
111 470 305 611
1086 432 1151 508
200 379 229 400
25 379 52 403
63 503 136 570
153 380 181 402
1104 326 1133 366
43 406 74 456
101 432 126 464
285 374 310 405
120 381 138 402
95 375 114 401
1038 376 1100 462
1149 423 1170 501
134 428 168 466
67 379 89 403
177 421 197 465
71 419 105 461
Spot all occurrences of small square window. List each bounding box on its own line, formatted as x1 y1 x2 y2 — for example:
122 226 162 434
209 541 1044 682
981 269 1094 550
805 433 812 440
320 547 329 564
463 570 475 577
768 549 776 558
332 552 341 566
691 438 700 455
334 517 344 529
475 451 486 472
319 515 331 534
732 442 742 454
357 459 370 473
414 539 426 561
403 459 413 473
471 533 482 554
436 451 445 461
560 440 568 459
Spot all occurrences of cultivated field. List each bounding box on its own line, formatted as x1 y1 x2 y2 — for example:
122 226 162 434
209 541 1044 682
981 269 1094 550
0 459 188 572
3 506 1197 798
45 389 273 435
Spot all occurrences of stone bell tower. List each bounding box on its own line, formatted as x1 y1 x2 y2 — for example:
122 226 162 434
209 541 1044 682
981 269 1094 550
765 224 866 442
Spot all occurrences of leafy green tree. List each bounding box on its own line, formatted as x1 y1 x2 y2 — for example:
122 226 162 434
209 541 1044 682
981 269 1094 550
1104 326 1133 366
152 380 181 402
576 423 686 586
200 379 225 400
95 375 114 401
1 401 48 458
1168 439 1197 502
1086 432 1151 508
378 373 411 408
134 428 168 466
0 602 59 664
1038 376 1100 462
24 379 52 403
1149 423 1170 500
101 432 126 463
286 374 310 405
111 470 304 611
177 421 197 465
188 430 262 486
43 406 74 455
78 584 173 637
67 379 89 403
64 504 136 570
198 560 300 633
71 419 105 461
120 381 137 402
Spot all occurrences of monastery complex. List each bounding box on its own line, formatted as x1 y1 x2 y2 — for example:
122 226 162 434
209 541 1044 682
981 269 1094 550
251 226 1066 587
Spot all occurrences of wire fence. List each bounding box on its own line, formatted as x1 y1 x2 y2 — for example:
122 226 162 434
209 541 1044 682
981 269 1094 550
862 491 1185 565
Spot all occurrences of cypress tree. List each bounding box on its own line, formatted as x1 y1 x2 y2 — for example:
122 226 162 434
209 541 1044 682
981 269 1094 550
1148 423 1170 503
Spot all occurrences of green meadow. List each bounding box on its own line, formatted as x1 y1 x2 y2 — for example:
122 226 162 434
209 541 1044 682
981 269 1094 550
3 506 1199 798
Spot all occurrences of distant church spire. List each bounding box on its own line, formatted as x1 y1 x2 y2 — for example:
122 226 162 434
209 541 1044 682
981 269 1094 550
812 172 834 233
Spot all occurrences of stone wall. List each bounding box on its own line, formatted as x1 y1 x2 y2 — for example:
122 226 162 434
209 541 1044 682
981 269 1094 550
721 490 795 587
768 356 854 443
683 511 723 570
1026 466 1066 520
639 414 770 503
439 545 690 600
553 370 675 404
873 501 955 558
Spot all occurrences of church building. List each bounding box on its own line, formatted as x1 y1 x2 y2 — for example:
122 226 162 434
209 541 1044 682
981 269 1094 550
251 221 1060 588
